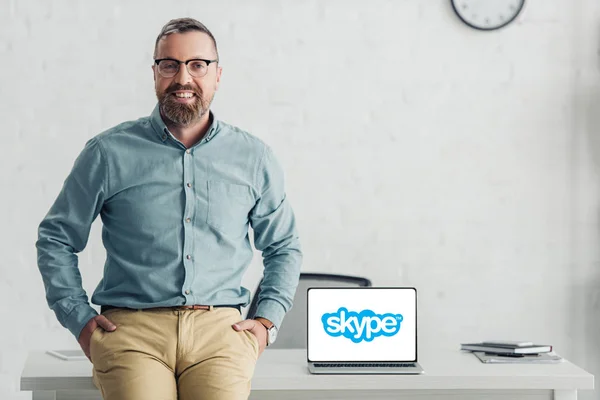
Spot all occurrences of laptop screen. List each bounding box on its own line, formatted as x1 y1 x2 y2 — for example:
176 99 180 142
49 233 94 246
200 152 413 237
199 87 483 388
307 287 417 362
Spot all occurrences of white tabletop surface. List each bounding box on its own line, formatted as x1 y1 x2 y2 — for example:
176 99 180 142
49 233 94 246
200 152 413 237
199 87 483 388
21 347 594 392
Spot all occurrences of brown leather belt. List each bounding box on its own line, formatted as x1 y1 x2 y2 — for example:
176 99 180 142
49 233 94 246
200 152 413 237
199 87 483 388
101 304 241 314
180 305 211 310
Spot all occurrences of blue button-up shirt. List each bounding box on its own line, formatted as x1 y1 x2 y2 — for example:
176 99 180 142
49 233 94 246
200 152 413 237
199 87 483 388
36 104 303 339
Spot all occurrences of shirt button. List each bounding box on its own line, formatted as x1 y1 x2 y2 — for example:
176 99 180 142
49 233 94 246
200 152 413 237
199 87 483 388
186 149 191 154
185 289 191 295
186 254 192 260
186 183 192 188
185 217 191 223
162 134 167 140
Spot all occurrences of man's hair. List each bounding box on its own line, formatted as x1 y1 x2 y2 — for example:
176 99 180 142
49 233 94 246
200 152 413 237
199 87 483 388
154 18 219 60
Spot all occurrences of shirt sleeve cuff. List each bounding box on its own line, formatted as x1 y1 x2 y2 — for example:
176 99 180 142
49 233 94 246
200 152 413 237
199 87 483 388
65 303 98 340
253 298 286 329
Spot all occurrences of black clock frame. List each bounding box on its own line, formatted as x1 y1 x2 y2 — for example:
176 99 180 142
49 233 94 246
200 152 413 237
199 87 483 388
451 0 526 31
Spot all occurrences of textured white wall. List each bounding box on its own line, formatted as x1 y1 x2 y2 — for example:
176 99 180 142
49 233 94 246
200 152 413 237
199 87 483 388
2 0 600 399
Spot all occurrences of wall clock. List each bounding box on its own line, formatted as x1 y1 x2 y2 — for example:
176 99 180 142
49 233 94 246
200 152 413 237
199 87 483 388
451 0 525 31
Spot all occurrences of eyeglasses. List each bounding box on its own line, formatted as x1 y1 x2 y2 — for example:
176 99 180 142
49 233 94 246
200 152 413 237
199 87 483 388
154 58 218 78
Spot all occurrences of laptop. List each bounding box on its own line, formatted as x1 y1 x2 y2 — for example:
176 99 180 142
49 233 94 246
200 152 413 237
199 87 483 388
307 287 424 374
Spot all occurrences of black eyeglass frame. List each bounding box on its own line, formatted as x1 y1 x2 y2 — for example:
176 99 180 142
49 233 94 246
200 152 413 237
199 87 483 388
154 58 219 77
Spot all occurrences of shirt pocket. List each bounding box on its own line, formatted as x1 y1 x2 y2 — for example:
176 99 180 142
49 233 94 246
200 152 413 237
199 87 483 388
207 181 254 237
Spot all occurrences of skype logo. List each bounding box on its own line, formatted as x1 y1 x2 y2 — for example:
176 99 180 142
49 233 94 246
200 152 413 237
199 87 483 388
321 307 403 343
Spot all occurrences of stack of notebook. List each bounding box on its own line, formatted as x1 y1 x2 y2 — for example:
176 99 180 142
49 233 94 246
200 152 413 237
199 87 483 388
460 341 563 364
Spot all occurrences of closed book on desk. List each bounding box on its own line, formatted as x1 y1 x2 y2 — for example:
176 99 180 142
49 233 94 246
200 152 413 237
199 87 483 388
461 343 552 354
481 340 533 347
474 351 563 364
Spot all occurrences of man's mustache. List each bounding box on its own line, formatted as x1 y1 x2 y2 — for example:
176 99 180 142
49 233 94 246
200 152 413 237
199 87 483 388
166 85 201 96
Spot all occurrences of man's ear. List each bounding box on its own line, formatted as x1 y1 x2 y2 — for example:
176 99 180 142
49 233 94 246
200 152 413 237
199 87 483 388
215 66 222 91
152 64 156 84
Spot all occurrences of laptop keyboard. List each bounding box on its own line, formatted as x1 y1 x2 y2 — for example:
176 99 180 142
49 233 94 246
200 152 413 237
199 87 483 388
314 363 416 368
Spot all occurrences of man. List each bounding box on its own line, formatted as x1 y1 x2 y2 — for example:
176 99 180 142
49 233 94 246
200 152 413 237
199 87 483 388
36 17 302 400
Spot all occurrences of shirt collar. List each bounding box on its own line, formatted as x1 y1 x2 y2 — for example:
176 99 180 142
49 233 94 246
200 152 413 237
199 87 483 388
150 103 220 144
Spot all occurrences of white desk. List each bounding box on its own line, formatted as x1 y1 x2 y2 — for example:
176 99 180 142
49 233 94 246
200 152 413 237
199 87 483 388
21 347 594 400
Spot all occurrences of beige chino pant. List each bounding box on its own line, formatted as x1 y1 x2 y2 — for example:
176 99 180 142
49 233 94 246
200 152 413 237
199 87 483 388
90 306 259 400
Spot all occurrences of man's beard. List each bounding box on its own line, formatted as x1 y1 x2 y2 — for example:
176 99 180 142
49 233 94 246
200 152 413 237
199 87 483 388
156 84 213 127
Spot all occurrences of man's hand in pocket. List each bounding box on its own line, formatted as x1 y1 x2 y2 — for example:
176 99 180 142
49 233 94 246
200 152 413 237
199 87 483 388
78 315 117 362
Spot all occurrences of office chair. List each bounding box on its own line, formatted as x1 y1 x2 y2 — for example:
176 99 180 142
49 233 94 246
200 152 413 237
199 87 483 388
247 273 372 349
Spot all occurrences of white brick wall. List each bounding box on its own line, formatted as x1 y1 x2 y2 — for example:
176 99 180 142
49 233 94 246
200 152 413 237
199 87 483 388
2 0 600 399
